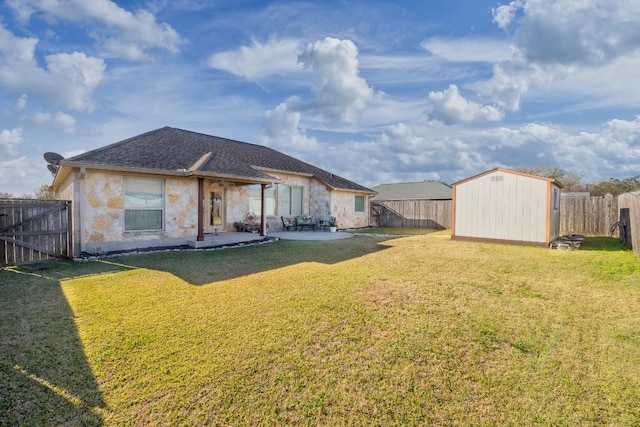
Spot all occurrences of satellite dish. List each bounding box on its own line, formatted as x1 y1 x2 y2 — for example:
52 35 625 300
47 164 58 176
44 152 64 165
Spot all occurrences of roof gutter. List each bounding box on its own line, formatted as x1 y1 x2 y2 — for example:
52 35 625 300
53 161 279 187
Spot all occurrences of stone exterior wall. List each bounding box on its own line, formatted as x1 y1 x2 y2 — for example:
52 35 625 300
331 190 370 229
226 184 252 227
56 168 370 252
56 176 74 201
310 180 331 218
63 170 199 253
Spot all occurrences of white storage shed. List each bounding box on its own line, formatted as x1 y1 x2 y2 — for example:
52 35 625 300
451 168 563 246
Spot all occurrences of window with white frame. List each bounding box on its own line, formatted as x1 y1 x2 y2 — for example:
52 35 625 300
249 185 276 215
354 195 365 212
279 185 303 216
124 178 164 231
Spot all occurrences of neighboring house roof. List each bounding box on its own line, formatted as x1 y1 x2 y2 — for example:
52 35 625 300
452 168 564 188
54 127 373 193
371 181 452 201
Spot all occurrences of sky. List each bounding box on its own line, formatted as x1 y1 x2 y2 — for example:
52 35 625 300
1 0 640 196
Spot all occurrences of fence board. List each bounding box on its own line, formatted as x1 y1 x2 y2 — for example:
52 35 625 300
371 196 621 238
371 200 451 229
618 191 640 256
0 199 72 266
559 195 617 236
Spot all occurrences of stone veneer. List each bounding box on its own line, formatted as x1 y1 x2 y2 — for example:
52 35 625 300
57 169 370 253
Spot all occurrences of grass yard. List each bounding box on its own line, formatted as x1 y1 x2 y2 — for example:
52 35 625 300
1 235 639 425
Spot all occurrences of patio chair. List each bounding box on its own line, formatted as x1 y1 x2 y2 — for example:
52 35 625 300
281 216 295 231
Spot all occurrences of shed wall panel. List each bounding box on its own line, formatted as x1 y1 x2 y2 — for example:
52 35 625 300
454 170 550 243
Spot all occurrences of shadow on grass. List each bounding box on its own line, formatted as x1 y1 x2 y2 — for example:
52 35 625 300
579 236 631 252
106 235 396 286
0 235 394 423
0 261 131 426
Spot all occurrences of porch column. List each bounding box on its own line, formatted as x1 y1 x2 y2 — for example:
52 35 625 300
260 183 266 236
197 177 204 241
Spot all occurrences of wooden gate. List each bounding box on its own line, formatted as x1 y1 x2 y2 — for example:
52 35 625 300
1 199 73 266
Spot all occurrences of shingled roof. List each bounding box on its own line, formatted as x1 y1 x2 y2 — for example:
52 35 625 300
58 127 373 193
371 181 452 201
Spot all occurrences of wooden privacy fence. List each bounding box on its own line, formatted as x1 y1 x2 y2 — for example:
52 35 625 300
0 199 73 266
371 200 452 229
618 191 640 256
559 195 618 236
371 196 619 237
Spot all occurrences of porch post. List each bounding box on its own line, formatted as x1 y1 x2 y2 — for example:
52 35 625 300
197 177 204 241
260 183 266 236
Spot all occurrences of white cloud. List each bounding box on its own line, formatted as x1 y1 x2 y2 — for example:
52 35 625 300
483 0 640 112
0 155 49 194
492 1 524 30
33 112 77 134
45 52 106 110
422 37 515 63
209 38 303 80
309 115 640 188
6 0 183 60
0 128 23 155
510 0 640 66
261 102 319 152
15 94 27 110
427 84 504 124
296 37 374 123
0 23 105 111
313 122 489 187
465 117 640 181
485 62 551 112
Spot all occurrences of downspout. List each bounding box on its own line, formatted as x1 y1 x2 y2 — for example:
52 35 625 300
77 167 86 256
197 177 204 241
260 183 266 236
451 185 457 237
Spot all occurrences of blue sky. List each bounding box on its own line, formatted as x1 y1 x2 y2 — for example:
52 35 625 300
1 0 639 195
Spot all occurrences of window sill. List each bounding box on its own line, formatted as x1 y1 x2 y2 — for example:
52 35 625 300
123 230 166 236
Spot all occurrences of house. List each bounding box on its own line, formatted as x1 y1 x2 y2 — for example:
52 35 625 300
451 168 563 246
370 181 452 229
371 180 452 201
51 127 374 255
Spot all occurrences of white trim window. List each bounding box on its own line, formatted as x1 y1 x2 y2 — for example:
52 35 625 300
124 177 164 231
354 195 365 212
249 185 276 215
279 185 303 216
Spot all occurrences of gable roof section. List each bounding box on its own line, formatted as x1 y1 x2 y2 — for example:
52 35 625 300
452 168 564 188
56 127 373 193
371 181 452 201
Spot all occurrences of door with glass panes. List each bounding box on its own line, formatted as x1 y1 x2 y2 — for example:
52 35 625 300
204 189 224 233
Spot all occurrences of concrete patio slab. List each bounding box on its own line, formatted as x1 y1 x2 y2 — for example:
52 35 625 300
268 231 352 241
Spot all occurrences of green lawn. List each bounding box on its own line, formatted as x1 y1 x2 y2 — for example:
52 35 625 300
1 235 639 425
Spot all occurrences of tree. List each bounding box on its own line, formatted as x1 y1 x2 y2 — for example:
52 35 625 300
34 183 56 200
586 176 640 196
514 166 585 192
0 192 13 199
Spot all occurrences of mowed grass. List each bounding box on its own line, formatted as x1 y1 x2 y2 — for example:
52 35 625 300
1 235 640 425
